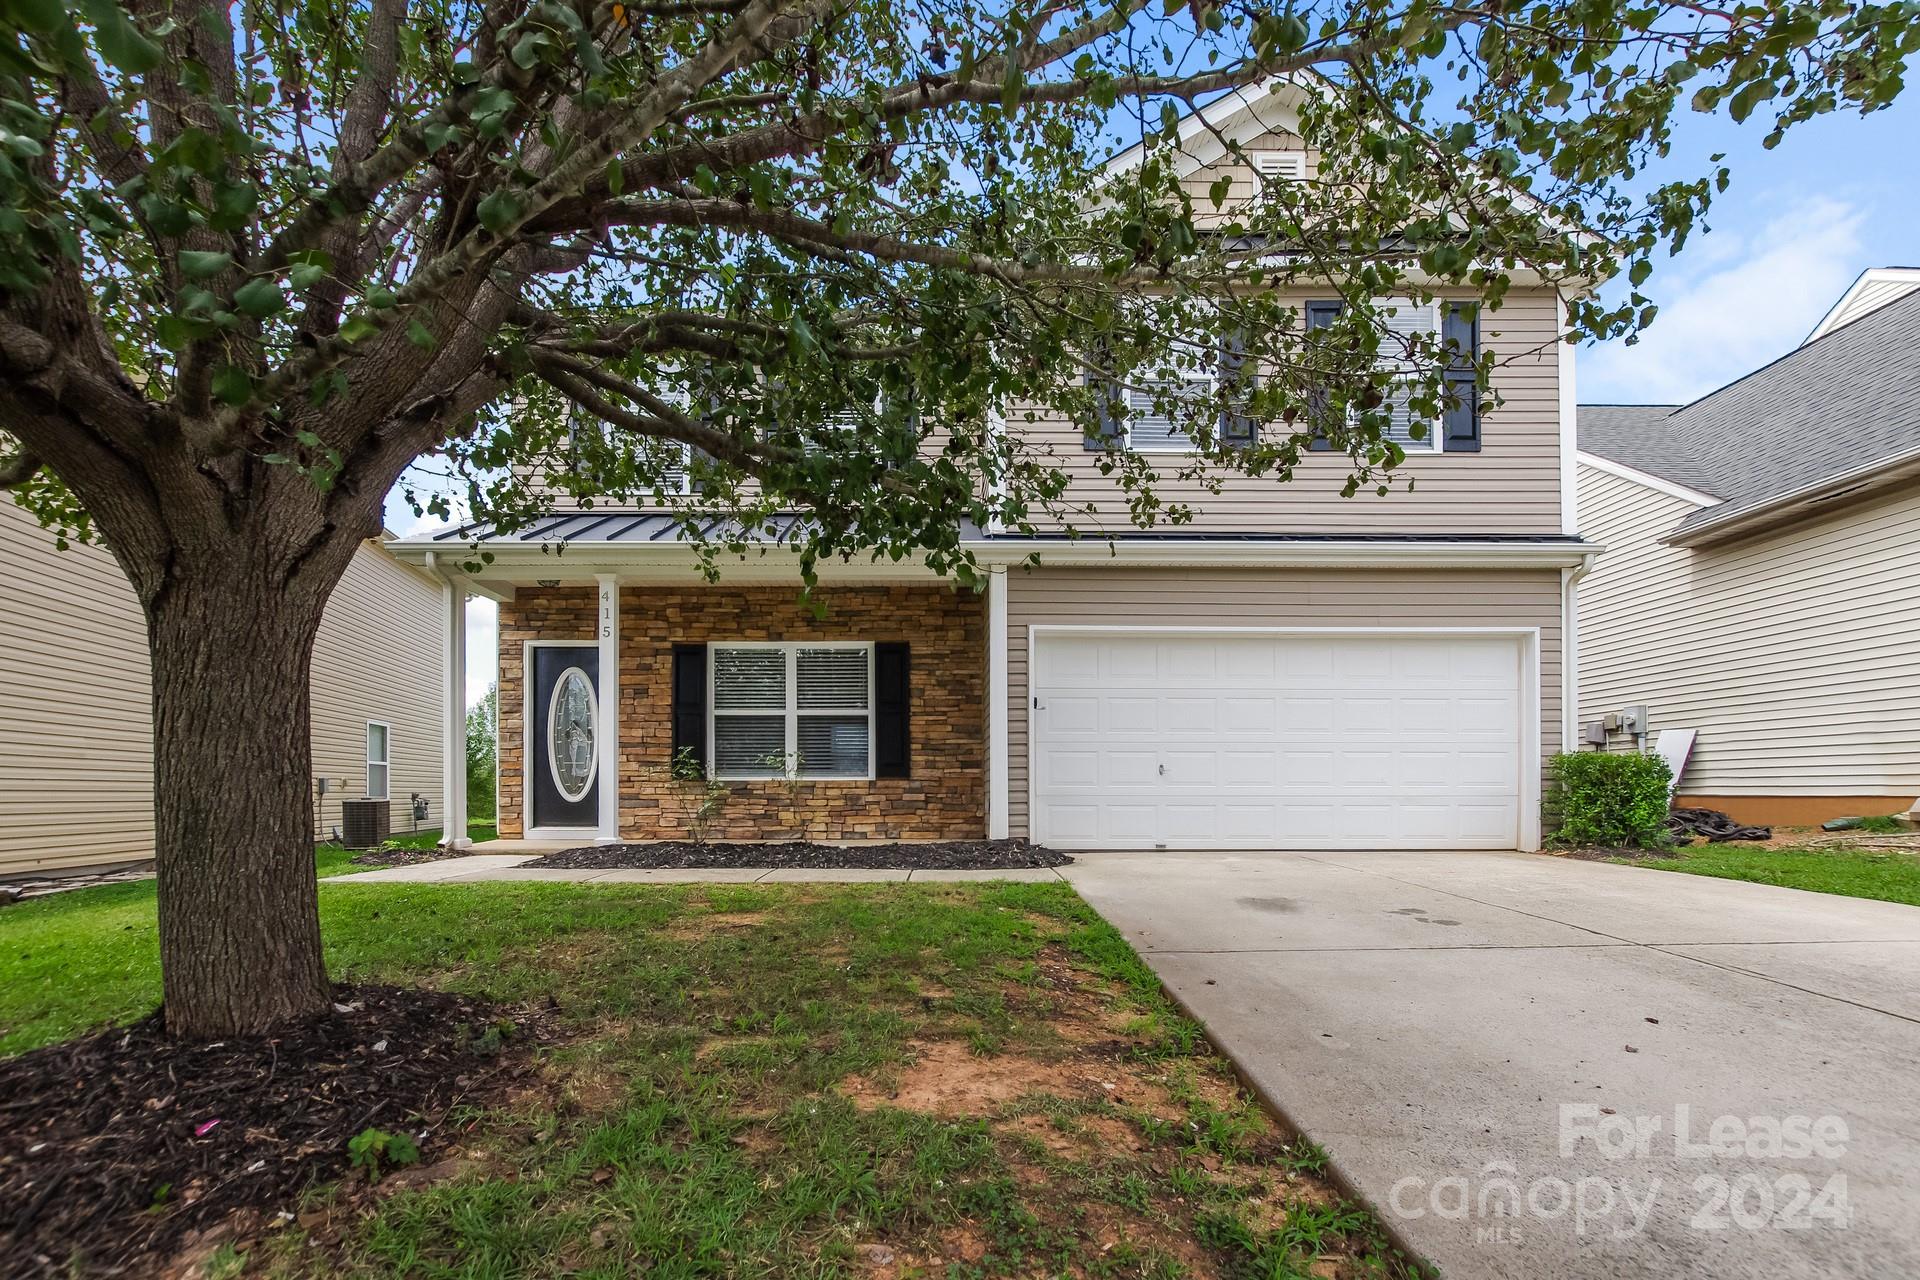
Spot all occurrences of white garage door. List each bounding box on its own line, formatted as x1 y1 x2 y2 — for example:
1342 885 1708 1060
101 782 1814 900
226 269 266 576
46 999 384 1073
1031 630 1526 850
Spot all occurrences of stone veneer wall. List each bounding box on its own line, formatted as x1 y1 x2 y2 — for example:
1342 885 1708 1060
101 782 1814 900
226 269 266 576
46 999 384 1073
497 583 986 840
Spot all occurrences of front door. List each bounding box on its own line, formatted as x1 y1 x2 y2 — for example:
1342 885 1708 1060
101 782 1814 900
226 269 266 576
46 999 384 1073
531 644 599 831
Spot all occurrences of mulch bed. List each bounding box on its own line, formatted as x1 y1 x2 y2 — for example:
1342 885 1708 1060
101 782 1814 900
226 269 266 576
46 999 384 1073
0 984 551 1277
527 837 1071 871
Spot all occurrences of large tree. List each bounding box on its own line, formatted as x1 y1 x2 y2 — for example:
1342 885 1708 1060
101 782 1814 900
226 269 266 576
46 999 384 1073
0 0 1909 1036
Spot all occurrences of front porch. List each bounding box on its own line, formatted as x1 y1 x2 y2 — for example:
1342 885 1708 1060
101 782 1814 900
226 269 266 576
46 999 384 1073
403 520 1012 852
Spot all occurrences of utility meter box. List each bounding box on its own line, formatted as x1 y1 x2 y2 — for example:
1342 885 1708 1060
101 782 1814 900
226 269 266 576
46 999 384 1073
1618 705 1650 737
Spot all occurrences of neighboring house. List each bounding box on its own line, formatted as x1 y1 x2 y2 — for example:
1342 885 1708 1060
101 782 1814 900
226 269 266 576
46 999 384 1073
390 83 1598 853
1575 268 1920 826
0 502 449 875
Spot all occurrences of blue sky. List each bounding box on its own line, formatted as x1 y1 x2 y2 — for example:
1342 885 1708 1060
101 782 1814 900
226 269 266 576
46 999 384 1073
1581 90 1920 405
394 87 1920 702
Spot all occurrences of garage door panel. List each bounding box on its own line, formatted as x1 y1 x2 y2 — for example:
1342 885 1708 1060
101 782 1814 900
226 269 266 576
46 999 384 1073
1099 697 1154 734
1032 631 1524 850
1107 752 1159 787
1220 698 1278 735
1162 643 1218 682
1219 752 1278 787
1161 698 1216 733
1047 695 1102 733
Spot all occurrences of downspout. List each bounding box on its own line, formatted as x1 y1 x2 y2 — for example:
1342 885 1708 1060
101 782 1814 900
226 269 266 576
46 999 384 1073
1561 554 1597 756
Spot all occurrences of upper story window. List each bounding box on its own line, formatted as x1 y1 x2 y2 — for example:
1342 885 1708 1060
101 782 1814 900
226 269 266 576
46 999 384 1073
709 642 873 780
567 406 691 495
1376 298 1445 454
1124 365 1214 453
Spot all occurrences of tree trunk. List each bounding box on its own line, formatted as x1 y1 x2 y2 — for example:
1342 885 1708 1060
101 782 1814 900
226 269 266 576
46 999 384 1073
148 541 338 1039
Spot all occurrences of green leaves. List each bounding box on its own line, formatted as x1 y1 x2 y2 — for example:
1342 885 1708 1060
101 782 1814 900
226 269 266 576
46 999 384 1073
211 364 253 406
77 0 161 73
177 250 232 280
476 189 521 234
232 277 284 317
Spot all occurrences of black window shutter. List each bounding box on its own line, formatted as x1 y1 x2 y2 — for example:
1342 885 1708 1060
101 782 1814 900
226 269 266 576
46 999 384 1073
1218 329 1256 447
1084 342 1125 450
670 644 708 777
1442 303 1482 453
874 642 911 778
1305 301 1344 451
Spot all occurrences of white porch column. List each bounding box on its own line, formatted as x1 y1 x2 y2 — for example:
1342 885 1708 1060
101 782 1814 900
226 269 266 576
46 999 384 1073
440 578 471 849
595 574 622 843
987 567 1010 839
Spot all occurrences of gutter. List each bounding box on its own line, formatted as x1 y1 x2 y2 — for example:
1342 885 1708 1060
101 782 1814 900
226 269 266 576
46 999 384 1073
390 535 1603 575
1664 446 1920 548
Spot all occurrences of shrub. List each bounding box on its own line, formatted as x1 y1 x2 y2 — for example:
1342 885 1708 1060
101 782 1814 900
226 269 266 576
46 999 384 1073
1545 751 1673 849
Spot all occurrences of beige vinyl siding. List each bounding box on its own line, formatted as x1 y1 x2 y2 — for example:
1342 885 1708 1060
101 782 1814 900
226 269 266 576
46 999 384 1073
1009 287 1565 535
1577 463 1920 797
0 502 155 871
1004 565 1564 837
309 545 447 842
0 505 445 874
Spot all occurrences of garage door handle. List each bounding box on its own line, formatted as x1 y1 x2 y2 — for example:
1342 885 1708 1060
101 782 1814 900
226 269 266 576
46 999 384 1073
1158 764 1165 775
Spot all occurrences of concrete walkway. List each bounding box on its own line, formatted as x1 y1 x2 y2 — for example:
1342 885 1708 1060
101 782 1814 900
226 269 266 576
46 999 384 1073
1061 850 1920 1280
324 855 1065 884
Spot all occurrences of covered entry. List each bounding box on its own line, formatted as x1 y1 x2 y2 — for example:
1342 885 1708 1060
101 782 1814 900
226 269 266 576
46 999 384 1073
1028 628 1534 850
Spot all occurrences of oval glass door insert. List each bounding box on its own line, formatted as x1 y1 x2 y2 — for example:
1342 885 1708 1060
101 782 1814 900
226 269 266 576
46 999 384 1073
548 667 598 802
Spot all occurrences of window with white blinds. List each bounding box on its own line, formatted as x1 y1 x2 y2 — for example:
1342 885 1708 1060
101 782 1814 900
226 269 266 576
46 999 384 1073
709 643 873 778
1376 298 1443 453
1125 372 1213 452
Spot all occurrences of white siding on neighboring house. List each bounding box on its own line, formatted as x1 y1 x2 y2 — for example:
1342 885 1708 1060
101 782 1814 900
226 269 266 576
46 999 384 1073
1576 462 1920 798
309 546 447 843
0 502 446 874
0 501 153 871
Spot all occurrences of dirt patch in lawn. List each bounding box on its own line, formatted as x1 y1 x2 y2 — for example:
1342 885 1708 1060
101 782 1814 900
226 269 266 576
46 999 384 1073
1556 845 1682 862
843 1039 1143 1115
526 837 1070 871
0 984 551 1278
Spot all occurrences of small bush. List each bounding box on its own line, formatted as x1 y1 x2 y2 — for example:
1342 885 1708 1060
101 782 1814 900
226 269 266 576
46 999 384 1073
1546 752 1673 849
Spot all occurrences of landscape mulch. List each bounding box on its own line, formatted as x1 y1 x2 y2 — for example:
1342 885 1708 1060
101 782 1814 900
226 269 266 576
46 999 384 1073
527 836 1071 871
0 984 551 1277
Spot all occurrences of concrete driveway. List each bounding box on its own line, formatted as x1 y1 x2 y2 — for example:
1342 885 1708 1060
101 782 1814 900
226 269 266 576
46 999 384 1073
1063 850 1920 1279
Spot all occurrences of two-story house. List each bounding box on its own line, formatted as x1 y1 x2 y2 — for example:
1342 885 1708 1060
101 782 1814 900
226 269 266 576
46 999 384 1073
1576 268 1920 826
390 83 1599 853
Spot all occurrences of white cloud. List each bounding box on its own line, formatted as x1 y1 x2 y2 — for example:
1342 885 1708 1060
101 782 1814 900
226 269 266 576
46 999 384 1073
1581 196 1867 404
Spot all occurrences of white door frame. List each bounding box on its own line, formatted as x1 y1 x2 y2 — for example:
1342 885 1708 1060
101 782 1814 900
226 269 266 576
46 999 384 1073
523 638 605 842
1026 624 1543 851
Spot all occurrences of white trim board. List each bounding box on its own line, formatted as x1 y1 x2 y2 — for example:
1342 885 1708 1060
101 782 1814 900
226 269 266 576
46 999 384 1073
1024 624 1544 852
1576 450 1720 507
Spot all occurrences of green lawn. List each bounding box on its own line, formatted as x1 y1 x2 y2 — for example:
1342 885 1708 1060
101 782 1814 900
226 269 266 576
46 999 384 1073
1616 842 1920 907
315 821 499 878
0 871 1414 1278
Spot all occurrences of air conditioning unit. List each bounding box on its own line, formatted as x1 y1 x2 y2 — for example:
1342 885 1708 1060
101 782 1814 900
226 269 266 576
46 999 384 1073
341 799 391 849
